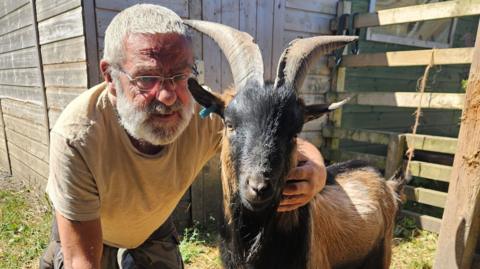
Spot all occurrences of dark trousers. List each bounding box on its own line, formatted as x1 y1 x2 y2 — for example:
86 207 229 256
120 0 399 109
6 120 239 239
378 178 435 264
39 217 184 269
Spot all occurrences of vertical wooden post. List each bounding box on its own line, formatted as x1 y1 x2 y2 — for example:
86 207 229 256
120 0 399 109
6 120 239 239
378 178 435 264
83 0 101 87
433 21 480 269
385 134 406 179
327 1 351 153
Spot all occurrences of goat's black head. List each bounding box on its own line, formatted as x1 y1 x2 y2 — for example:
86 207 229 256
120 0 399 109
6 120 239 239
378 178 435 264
185 20 356 212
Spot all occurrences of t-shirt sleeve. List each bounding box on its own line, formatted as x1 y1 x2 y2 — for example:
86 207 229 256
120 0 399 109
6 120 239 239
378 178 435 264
46 132 100 221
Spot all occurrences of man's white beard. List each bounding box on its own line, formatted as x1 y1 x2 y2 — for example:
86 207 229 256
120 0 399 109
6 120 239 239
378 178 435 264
114 79 194 146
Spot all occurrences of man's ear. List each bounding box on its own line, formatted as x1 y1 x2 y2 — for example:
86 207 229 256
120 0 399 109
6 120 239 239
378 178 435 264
188 78 226 118
100 60 112 83
303 98 350 123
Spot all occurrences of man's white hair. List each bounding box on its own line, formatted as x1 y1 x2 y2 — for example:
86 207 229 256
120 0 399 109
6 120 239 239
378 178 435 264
103 4 188 67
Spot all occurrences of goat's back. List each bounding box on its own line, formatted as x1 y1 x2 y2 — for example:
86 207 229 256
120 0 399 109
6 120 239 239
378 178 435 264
308 160 400 268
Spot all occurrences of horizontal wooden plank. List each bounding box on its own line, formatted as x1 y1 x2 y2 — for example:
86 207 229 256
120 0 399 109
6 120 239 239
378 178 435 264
9 153 48 188
8 141 49 178
0 26 35 54
354 1 480 29
0 47 38 69
0 0 29 19
401 209 442 233
0 148 10 174
43 62 88 88
36 0 81 22
0 85 43 103
5 128 49 162
324 149 386 169
330 92 465 110
404 185 447 208
0 3 33 36
3 114 48 144
0 68 41 87
340 48 474 67
409 161 452 183
284 8 332 34
285 0 337 15
46 87 84 109
405 133 458 155
2 99 46 126
38 7 83 45
95 0 188 17
41 36 86 64
48 107 62 128
322 127 393 145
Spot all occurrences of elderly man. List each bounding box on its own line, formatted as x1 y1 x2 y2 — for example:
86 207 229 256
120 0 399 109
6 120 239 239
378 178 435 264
40 4 326 269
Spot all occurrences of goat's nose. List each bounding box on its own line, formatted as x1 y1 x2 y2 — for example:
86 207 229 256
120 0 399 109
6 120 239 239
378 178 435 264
248 178 271 196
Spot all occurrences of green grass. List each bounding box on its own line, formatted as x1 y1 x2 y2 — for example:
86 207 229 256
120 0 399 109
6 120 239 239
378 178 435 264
179 224 221 269
0 189 52 269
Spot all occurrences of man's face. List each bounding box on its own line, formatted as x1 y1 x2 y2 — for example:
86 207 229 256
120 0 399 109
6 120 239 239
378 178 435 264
113 33 195 145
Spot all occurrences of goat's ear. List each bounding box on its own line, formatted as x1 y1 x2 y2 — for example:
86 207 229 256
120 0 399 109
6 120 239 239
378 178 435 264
303 99 350 123
188 78 226 118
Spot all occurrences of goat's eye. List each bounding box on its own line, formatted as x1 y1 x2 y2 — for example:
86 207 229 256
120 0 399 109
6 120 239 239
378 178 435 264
225 120 235 131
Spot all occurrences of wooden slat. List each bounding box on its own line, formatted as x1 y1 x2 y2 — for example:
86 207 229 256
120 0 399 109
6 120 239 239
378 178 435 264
95 0 189 18
271 0 286 80
46 87 84 110
340 48 474 67
0 26 35 54
2 99 46 126
36 0 81 22
5 128 48 162
202 0 222 91
3 114 48 145
220 0 239 89
43 62 88 88
405 133 458 155
354 0 480 29
285 0 337 15
0 47 38 69
0 4 33 36
324 149 386 169
284 8 331 35
256 0 275 81
0 0 29 19
0 85 43 103
41 36 86 65
409 161 452 183
83 0 101 87
404 185 447 208
401 209 442 234
322 127 393 145
0 68 41 87
330 92 465 110
7 142 49 178
38 7 83 45
9 154 47 188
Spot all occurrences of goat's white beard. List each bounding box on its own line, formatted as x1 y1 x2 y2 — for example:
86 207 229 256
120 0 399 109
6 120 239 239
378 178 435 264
114 79 194 146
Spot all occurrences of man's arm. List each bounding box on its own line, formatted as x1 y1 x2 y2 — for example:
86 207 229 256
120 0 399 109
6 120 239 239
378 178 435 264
56 211 103 269
278 138 327 212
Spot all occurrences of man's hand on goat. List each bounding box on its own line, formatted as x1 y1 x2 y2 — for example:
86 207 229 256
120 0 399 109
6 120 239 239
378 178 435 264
278 138 327 212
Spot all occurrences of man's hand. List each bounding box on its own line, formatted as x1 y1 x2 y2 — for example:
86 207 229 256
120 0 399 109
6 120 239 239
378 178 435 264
277 138 326 212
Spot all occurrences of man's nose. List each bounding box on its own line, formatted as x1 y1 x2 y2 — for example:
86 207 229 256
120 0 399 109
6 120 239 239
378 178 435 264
155 84 177 106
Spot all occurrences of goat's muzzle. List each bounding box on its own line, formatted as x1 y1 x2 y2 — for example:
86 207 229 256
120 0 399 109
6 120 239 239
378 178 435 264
241 174 274 211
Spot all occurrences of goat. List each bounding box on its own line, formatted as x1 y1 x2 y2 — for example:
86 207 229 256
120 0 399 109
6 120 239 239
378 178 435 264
185 20 404 269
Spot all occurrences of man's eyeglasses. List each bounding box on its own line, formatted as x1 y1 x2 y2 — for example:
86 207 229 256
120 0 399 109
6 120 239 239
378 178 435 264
114 68 192 93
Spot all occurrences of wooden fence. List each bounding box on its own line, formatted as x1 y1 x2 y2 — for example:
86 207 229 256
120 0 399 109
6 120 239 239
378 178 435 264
326 1 480 268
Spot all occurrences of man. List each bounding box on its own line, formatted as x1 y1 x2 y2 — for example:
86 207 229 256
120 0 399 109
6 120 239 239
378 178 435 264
40 4 326 269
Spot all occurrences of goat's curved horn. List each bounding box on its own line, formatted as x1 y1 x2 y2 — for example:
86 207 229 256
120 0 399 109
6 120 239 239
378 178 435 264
184 20 264 89
273 36 358 92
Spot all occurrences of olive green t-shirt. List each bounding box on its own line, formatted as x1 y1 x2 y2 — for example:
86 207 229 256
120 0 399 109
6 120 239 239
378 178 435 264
46 82 223 248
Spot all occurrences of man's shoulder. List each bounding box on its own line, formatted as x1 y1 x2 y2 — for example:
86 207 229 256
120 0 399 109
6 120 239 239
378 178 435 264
52 82 109 144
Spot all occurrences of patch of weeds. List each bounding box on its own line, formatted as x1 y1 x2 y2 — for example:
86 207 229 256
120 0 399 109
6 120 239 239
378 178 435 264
391 217 438 269
179 222 220 269
0 190 52 269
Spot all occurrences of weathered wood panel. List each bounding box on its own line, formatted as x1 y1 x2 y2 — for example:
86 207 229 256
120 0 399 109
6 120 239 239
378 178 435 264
220 0 239 89
9 154 48 188
271 0 286 79
404 186 447 209
7 141 49 178
47 107 63 128
256 0 274 81
95 0 188 17
0 4 33 36
0 26 36 54
38 7 83 45
202 0 222 91
46 87 85 110
405 133 458 155
0 0 29 19
285 0 337 15
324 149 386 169
5 129 49 162
0 47 38 69
2 100 46 126
41 36 86 65
0 68 41 87
95 9 117 38
3 114 48 145
43 62 88 88
409 161 452 183
0 85 43 103
36 0 81 22
284 8 331 35
402 209 442 234
322 127 393 145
